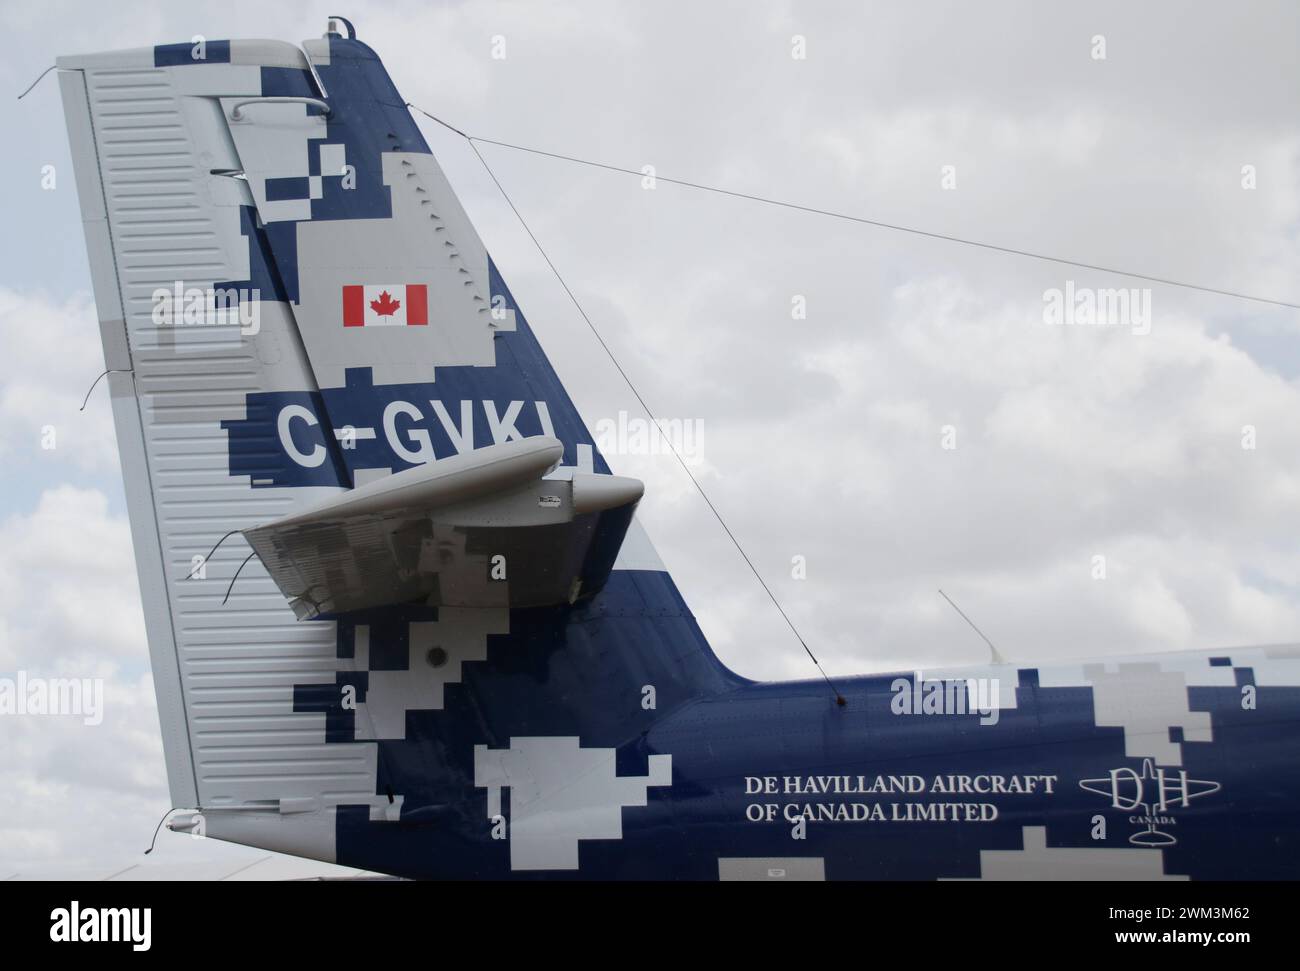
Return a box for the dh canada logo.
[1079,759,1220,847]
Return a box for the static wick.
[185,530,241,580]
[222,552,259,605]
[143,807,181,854]
[80,368,132,410]
[17,64,55,100]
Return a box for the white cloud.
[0,486,146,669]
[630,271,1300,679]
[0,485,163,869]
[0,288,118,475]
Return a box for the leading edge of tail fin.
[58,31,738,871]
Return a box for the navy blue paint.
[220,388,347,489]
[208,35,1300,880]
[213,207,293,310]
[301,570,1300,880]
[219,36,612,493]
[249,41,420,304]
[223,359,610,488]
[265,176,312,201]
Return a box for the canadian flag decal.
[342,284,428,327]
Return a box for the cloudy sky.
[1,0,1297,875]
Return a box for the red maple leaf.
[370,290,401,316]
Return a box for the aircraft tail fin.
[59,28,735,871]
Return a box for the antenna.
[938,589,1006,664]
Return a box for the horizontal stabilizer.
[242,438,644,618]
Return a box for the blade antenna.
[939,589,1006,664]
